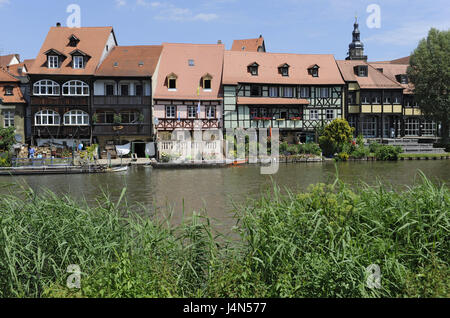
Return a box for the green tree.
[408,28,450,142]
[319,119,354,156]
[0,127,16,152]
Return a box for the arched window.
[62,80,89,96]
[35,110,60,126]
[33,80,60,96]
[63,110,89,126]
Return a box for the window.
[348,92,356,104]
[310,109,319,120]
[372,96,381,104]
[384,96,391,104]
[48,55,59,68]
[269,87,278,97]
[319,87,329,98]
[35,110,60,126]
[207,106,216,118]
[166,106,176,118]
[63,110,89,126]
[96,111,114,124]
[300,87,310,98]
[279,64,289,77]
[405,118,420,136]
[120,111,138,124]
[308,65,320,77]
[135,84,143,96]
[3,111,14,127]
[393,94,401,104]
[326,109,335,120]
[422,121,436,136]
[362,117,377,138]
[33,80,60,96]
[248,63,259,76]
[188,59,195,67]
[188,106,196,118]
[361,94,370,104]
[357,65,368,77]
[62,80,89,96]
[105,84,114,96]
[260,108,268,117]
[204,79,212,90]
[5,86,13,96]
[73,56,84,69]
[168,79,177,90]
[250,85,261,97]
[120,84,129,96]
[283,87,294,98]
[250,108,258,119]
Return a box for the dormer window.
[355,65,368,77]
[5,86,13,96]
[248,62,259,76]
[48,55,59,69]
[278,64,289,77]
[68,35,80,47]
[167,73,178,90]
[202,73,213,91]
[396,74,409,84]
[308,65,320,77]
[73,56,84,69]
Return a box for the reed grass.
[0,172,448,298]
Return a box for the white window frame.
[166,106,176,118]
[206,106,216,119]
[35,110,61,126]
[405,119,420,136]
[310,109,319,121]
[63,110,89,126]
[188,106,196,119]
[33,80,60,96]
[62,80,89,96]
[283,87,294,98]
[48,55,59,68]
[73,56,84,69]
[4,111,14,127]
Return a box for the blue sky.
[0,0,449,61]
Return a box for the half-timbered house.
[222,51,345,143]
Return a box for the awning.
[237,97,309,105]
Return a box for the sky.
[0,0,449,62]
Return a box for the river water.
[1,160,449,230]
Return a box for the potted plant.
[92,113,98,124]
[113,114,122,125]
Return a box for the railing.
[12,157,74,167]
[93,96,151,105]
[31,96,89,106]
[93,124,151,135]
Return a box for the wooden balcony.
[32,125,91,138]
[156,119,221,131]
[31,96,89,106]
[93,124,151,136]
[93,96,151,106]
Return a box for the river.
[1,160,449,231]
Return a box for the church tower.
[346,17,367,61]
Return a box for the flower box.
[290,117,302,121]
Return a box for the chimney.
[217,40,222,44]
[56,22,61,27]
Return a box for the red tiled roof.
[224,51,344,85]
[231,36,265,52]
[153,43,224,100]
[0,67,19,82]
[368,62,414,94]
[0,54,20,66]
[0,69,25,103]
[96,46,162,77]
[237,97,309,105]
[29,26,116,76]
[336,60,403,89]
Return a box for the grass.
[0,172,448,298]
[399,153,450,158]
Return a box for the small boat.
[110,166,128,173]
[230,159,248,166]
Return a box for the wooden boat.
[230,159,248,166]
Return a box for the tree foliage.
[408,28,450,142]
[319,119,354,157]
[0,127,16,152]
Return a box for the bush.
[375,145,403,161]
[336,152,350,161]
[369,142,382,154]
[351,146,370,159]
[300,143,322,156]
[319,119,354,157]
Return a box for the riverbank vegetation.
[0,173,448,298]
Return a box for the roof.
[153,43,224,100]
[29,26,116,76]
[223,51,344,85]
[0,69,25,104]
[231,36,265,52]
[336,60,403,89]
[96,45,162,77]
[237,97,309,105]
[0,54,20,66]
[368,62,414,94]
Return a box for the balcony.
[93,124,151,136]
[31,96,89,106]
[156,119,221,131]
[93,96,151,106]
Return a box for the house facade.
[222,51,345,143]
[0,68,26,142]
[93,45,162,157]
[27,25,117,148]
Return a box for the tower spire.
[346,16,367,61]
